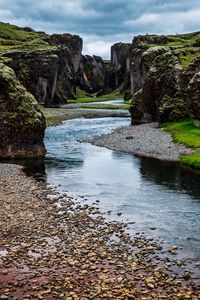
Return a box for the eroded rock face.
[0,63,46,158]
[128,36,200,124]
[47,34,83,73]
[129,47,188,123]
[186,71,200,126]
[4,47,76,107]
[99,43,131,96]
[78,55,108,93]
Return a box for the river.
[24,116,200,265]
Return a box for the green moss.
[180,53,200,68]
[162,119,200,148]
[166,39,193,47]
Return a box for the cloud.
[124,9,200,34]
[0,0,200,58]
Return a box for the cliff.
[107,32,200,125]
[98,43,131,96]
[78,55,109,93]
[129,33,200,124]
[0,22,83,107]
[0,22,109,158]
[0,61,46,158]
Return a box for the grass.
[80,104,129,110]
[124,99,132,105]
[38,105,66,126]
[180,53,200,68]
[44,116,66,126]
[162,119,200,148]
[162,119,200,169]
[0,22,48,51]
[68,91,124,104]
[180,153,200,169]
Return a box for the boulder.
[0,63,46,158]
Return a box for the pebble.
[90,123,195,161]
[0,163,199,299]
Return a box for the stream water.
[24,116,200,263]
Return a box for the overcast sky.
[0,0,200,58]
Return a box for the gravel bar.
[0,163,199,299]
[90,122,195,161]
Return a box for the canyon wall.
[107,32,200,125]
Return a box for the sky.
[0,0,200,58]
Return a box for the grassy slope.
[68,90,124,103]
[0,22,48,51]
[148,31,200,69]
[162,119,200,168]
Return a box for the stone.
[0,63,46,158]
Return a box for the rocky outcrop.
[78,55,108,93]
[127,33,200,124]
[186,70,200,127]
[0,23,83,107]
[0,63,46,158]
[3,47,76,107]
[98,43,131,96]
[129,46,187,123]
[2,33,84,107]
[47,33,83,73]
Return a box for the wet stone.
[0,163,199,299]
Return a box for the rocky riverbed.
[0,163,199,299]
[90,123,196,161]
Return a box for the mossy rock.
[0,62,46,158]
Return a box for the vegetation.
[180,153,200,169]
[162,119,200,169]
[162,119,200,148]
[180,52,200,68]
[0,22,48,51]
[80,104,129,110]
[124,99,132,105]
[68,90,124,104]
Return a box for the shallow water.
[89,98,125,105]
[24,117,200,262]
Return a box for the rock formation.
[99,43,131,96]
[0,22,110,158]
[114,32,200,125]
[186,68,200,126]
[0,62,46,158]
[78,55,108,93]
[1,21,200,160]
[3,47,76,107]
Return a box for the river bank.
[40,105,130,126]
[0,163,199,299]
[90,122,196,161]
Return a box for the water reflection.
[140,157,200,200]
[18,117,200,261]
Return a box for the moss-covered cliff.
[106,31,200,125]
[0,22,110,158]
[0,22,83,107]
[0,62,46,158]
